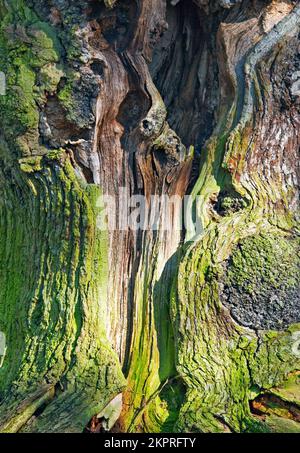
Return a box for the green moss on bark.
[0,0,125,433]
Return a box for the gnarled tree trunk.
[0,0,299,433]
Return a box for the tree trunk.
[0,0,300,433]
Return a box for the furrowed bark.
[0,0,299,433]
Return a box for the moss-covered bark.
[0,0,299,433]
[0,0,125,432]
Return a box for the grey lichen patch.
[291,71,300,97]
[139,103,166,139]
[57,70,99,129]
[219,234,300,330]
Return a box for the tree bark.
[0,0,300,433]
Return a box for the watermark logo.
[95,189,203,239]
[0,331,6,368]
[291,331,300,358]
[269,294,284,309]
[0,71,6,96]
